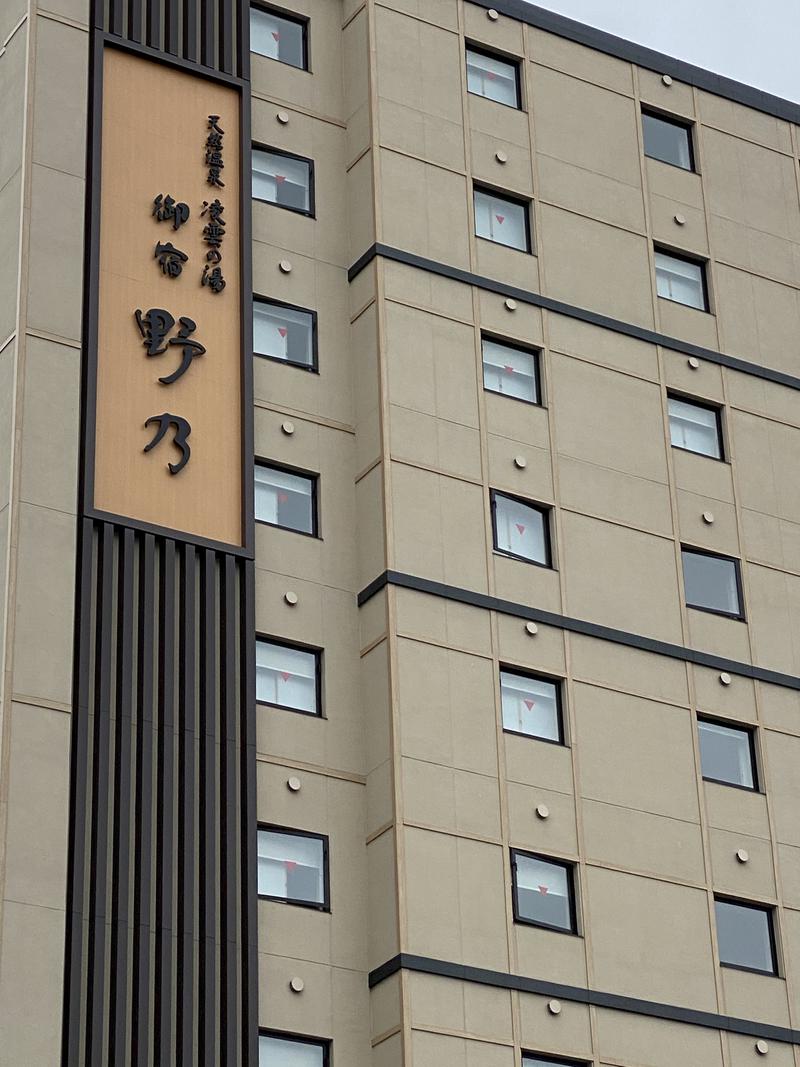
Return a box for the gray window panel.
[524,1058,584,1067]
[682,549,741,616]
[252,149,311,212]
[493,493,549,565]
[514,854,573,930]
[256,639,318,714]
[698,719,755,789]
[715,899,776,973]
[253,301,314,367]
[482,338,539,403]
[259,1034,326,1066]
[257,829,325,904]
[255,464,315,533]
[500,670,560,742]
[474,189,528,251]
[466,48,519,107]
[642,111,693,169]
[250,7,306,69]
[668,397,721,458]
[655,251,706,310]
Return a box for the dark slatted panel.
[178,543,197,1067]
[199,548,219,1066]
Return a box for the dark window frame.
[257,823,331,911]
[714,895,779,977]
[511,848,579,935]
[681,544,745,621]
[641,106,696,171]
[465,41,524,110]
[490,489,553,568]
[253,293,319,373]
[255,633,324,717]
[667,390,725,461]
[254,458,320,539]
[697,714,759,792]
[481,332,543,407]
[473,182,533,254]
[654,244,710,312]
[252,141,316,218]
[522,1054,589,1067]
[249,2,310,71]
[499,664,565,746]
[258,1029,331,1065]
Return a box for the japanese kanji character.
[202,265,226,294]
[154,241,188,278]
[152,193,190,230]
[143,413,191,474]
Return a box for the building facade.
[0,0,800,1064]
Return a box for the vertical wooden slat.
[128,0,144,42]
[183,0,198,63]
[200,0,214,68]
[165,0,180,54]
[218,0,233,73]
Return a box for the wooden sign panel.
[93,47,243,548]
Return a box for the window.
[257,827,328,908]
[681,548,743,618]
[474,187,530,252]
[250,5,307,70]
[501,669,562,744]
[698,718,757,790]
[466,46,521,108]
[715,898,778,975]
[256,638,320,715]
[252,146,313,214]
[655,249,708,310]
[668,395,723,459]
[523,1057,585,1067]
[255,463,317,535]
[512,850,576,932]
[254,298,316,369]
[642,109,694,170]
[491,491,551,567]
[259,1031,329,1067]
[482,335,540,404]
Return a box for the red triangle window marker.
[503,365,515,373]
[524,699,535,710]
[278,327,288,337]
[278,492,289,504]
[486,71,496,80]
[272,31,280,41]
[495,214,505,224]
[285,860,297,871]
[515,523,525,535]
[538,885,549,894]
[275,175,286,183]
[280,671,292,682]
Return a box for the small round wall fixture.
[276,110,290,125]
[514,455,527,469]
[662,74,673,86]
[535,804,550,820]
[284,591,299,606]
[504,298,517,311]
[547,999,561,1015]
[289,976,305,993]
[287,776,302,793]
[674,213,686,226]
[525,621,538,636]
[755,1039,769,1055]
[736,848,749,864]
[495,150,508,164]
[719,672,732,686]
[688,357,700,370]
[487,8,499,20]
[279,260,292,274]
[281,421,295,436]
[702,511,714,525]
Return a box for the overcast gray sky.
[526,0,800,104]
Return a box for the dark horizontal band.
[467,0,800,126]
[348,244,800,394]
[358,570,800,693]
[369,954,800,1045]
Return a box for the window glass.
[668,396,721,459]
[254,300,314,368]
[642,111,693,170]
[255,464,315,534]
[482,337,539,403]
[258,829,326,905]
[524,1058,584,1067]
[682,549,741,617]
[715,899,776,974]
[256,639,319,714]
[492,492,549,566]
[474,188,529,251]
[250,6,306,69]
[466,47,520,107]
[253,148,312,212]
[513,852,574,931]
[259,1033,326,1067]
[698,719,755,789]
[655,250,707,310]
[500,670,561,743]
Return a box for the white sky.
[525,0,800,105]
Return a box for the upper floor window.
[491,491,551,567]
[668,395,723,459]
[466,45,521,108]
[474,186,531,252]
[681,547,743,619]
[501,668,563,744]
[256,637,321,715]
[252,146,314,215]
[715,897,778,975]
[253,297,316,369]
[259,1032,329,1066]
[524,1057,585,1067]
[482,335,540,404]
[655,249,708,311]
[255,462,317,535]
[258,826,329,908]
[698,718,757,790]
[642,109,694,170]
[250,5,308,70]
[512,850,577,933]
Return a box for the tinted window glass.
[474,188,529,251]
[250,7,306,69]
[642,111,693,169]
[255,464,316,534]
[258,829,326,906]
[655,251,707,310]
[256,639,319,714]
[492,492,550,566]
[254,299,315,368]
[513,852,575,932]
[482,337,539,403]
[698,719,755,789]
[500,670,561,743]
[715,899,776,974]
[524,1058,584,1067]
[252,148,312,213]
[466,47,520,107]
[668,397,722,459]
[682,549,741,616]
